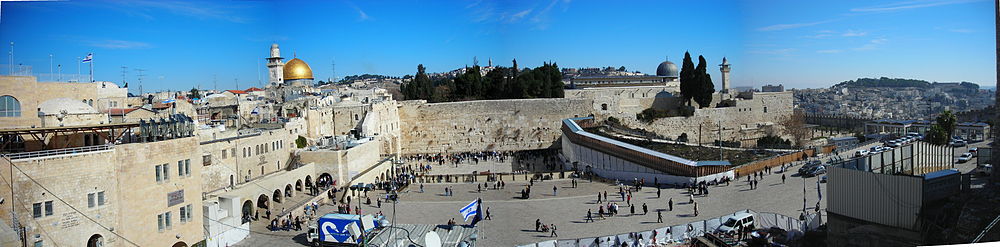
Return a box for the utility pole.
[719,120,724,161]
[49,54,53,81]
[77,56,81,81]
[331,59,337,83]
[8,42,13,75]
[57,65,62,81]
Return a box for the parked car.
[808,166,827,177]
[855,150,870,157]
[716,212,756,235]
[952,140,967,147]
[975,164,992,176]
[970,147,978,156]
[958,153,973,163]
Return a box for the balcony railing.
[2,144,115,160]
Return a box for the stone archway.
[242,200,254,223]
[87,234,104,247]
[296,179,303,191]
[273,189,282,203]
[257,194,270,211]
[285,184,293,198]
[171,241,187,247]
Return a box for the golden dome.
[283,58,313,80]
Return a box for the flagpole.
[90,53,94,82]
[77,56,81,82]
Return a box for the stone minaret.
[719,57,731,93]
[266,43,285,84]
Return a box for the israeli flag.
[460,199,479,221]
[82,53,93,63]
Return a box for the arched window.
[0,96,21,117]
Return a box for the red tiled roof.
[152,103,172,109]
[226,90,247,94]
[245,87,264,92]
[105,108,140,116]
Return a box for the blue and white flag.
[82,53,93,63]
[460,199,479,221]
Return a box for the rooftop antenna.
[213,74,218,92]
[120,65,128,85]
[135,68,146,94]
[331,59,336,83]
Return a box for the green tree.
[679,52,696,106]
[936,110,957,139]
[693,55,716,108]
[295,136,307,148]
[189,88,201,99]
[926,124,949,145]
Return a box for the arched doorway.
[273,189,282,203]
[257,194,269,212]
[295,179,303,191]
[318,173,333,189]
[285,184,293,198]
[171,241,187,247]
[87,234,104,247]
[242,200,254,223]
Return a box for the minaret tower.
[266,43,285,84]
[719,57,731,93]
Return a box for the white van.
[716,212,755,235]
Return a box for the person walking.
[630,203,635,215]
[550,224,557,237]
[693,202,699,216]
[782,174,786,184]
[689,194,694,204]
[642,203,648,215]
[668,198,673,211]
[597,193,603,203]
[657,210,663,223]
[536,219,542,232]
[553,185,558,196]
[586,209,594,223]
[656,187,661,198]
[486,207,492,220]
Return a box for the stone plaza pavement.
[236,169,826,247]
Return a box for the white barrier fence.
[518,209,821,247]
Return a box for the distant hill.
[833,77,980,90]
[834,77,931,88]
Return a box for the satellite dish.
[424,231,442,247]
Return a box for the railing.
[2,144,114,160]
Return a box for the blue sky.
[0,0,994,93]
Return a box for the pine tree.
[679,52,695,106]
[694,55,716,108]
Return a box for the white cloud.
[851,0,985,12]
[111,0,249,23]
[749,48,796,55]
[842,30,868,37]
[854,38,888,50]
[757,20,834,31]
[87,39,152,49]
[508,9,533,22]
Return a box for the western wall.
[397,98,595,154]
[396,88,795,154]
